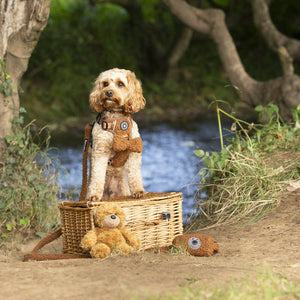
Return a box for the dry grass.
[188,104,300,230]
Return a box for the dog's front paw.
[132,190,146,199]
[88,195,101,202]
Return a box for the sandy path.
[1,189,299,299]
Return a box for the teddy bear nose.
[105,90,114,98]
[111,215,116,219]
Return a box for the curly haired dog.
[86,68,146,201]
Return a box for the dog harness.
[97,115,133,139]
[96,114,143,168]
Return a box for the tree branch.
[278,46,294,76]
[163,0,211,34]
[163,0,260,105]
[168,27,193,69]
[251,0,300,61]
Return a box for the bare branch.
[168,27,193,69]
[278,46,294,76]
[251,0,300,60]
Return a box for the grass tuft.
[189,103,300,229]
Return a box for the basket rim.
[59,192,182,208]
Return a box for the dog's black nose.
[111,215,116,219]
[105,90,114,98]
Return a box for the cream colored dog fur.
[86,68,146,201]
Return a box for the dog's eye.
[117,81,124,87]
[103,82,109,87]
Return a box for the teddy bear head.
[94,203,126,229]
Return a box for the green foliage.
[192,103,300,227]
[0,108,61,244]
[22,0,137,122]
[0,59,13,97]
[21,0,239,123]
[20,0,299,124]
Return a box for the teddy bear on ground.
[172,234,220,257]
[80,203,141,258]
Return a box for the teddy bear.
[108,117,143,168]
[172,234,220,257]
[80,203,141,258]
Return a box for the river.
[51,120,228,222]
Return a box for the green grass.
[127,267,300,300]
[165,268,300,300]
[190,103,300,229]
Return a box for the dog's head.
[89,68,146,114]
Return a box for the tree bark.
[163,0,300,120]
[0,0,51,157]
[251,0,300,61]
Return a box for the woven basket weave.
[59,192,183,254]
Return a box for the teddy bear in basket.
[80,203,141,258]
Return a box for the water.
[51,121,227,221]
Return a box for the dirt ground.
[0,188,299,300]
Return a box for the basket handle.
[23,228,90,261]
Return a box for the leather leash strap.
[79,124,93,201]
[23,124,93,261]
[23,229,90,261]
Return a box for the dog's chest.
[91,123,114,151]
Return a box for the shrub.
[0,109,61,246]
[191,103,300,228]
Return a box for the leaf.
[6,222,13,231]
[5,135,14,143]
[255,105,264,112]
[194,149,205,157]
[19,107,27,114]
[19,217,29,226]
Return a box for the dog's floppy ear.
[124,71,146,114]
[89,77,105,113]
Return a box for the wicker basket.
[59,192,183,254]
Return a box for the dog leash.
[23,229,90,261]
[79,123,93,201]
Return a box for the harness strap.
[97,116,132,138]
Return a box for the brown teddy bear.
[100,116,143,168]
[80,203,141,258]
[172,234,220,257]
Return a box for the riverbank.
[1,187,299,299]
[30,100,254,141]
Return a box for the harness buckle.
[101,120,108,130]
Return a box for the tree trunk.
[0,0,51,157]
[163,0,300,121]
